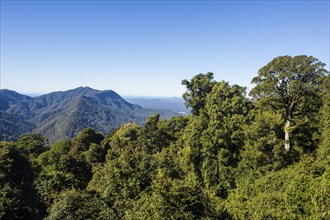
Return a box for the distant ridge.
[0,87,177,143]
[125,96,189,115]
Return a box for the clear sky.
[1,0,329,97]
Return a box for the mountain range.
[0,87,180,143]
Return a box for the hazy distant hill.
[0,87,177,143]
[125,97,190,115]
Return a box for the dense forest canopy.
[0,55,329,219]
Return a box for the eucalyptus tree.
[250,55,328,151]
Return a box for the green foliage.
[88,123,156,218]
[16,133,49,159]
[34,128,105,209]
[45,190,115,220]
[250,55,326,109]
[238,109,301,178]
[102,123,141,159]
[125,170,217,219]
[70,128,104,157]
[318,75,330,163]
[0,142,42,219]
[200,82,250,198]
[250,55,328,151]
[34,140,83,206]
[309,165,330,219]
[1,59,329,219]
[227,156,329,220]
[124,146,220,219]
[182,72,214,115]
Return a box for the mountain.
[0,87,177,143]
[0,89,33,111]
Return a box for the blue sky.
[1,1,329,97]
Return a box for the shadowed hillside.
[0,87,178,143]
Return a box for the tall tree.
[250,55,328,151]
[182,72,214,115]
[201,82,250,198]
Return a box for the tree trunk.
[285,106,292,151]
[285,119,291,151]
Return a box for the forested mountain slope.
[0,87,177,143]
